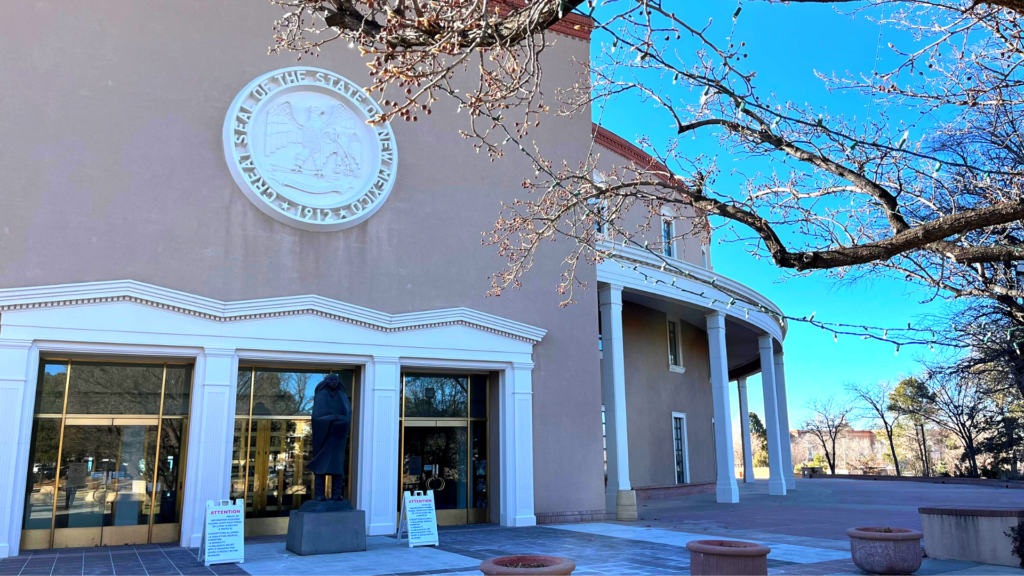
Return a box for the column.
[706,312,739,503]
[737,378,755,484]
[774,352,796,490]
[0,339,36,558]
[499,363,536,527]
[758,335,787,496]
[598,284,636,521]
[181,348,238,547]
[356,356,401,536]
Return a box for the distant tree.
[889,377,933,476]
[848,381,902,476]
[916,374,994,477]
[749,412,769,467]
[802,397,854,474]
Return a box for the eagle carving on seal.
[264,101,363,193]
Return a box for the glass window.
[662,218,674,258]
[162,365,193,416]
[673,415,688,484]
[701,246,709,269]
[470,375,487,419]
[152,418,187,525]
[251,368,353,417]
[23,419,61,529]
[236,369,252,416]
[403,374,468,418]
[65,362,164,415]
[35,363,69,415]
[668,321,680,367]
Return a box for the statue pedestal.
[286,500,366,556]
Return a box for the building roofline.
[592,124,670,178]
[498,1,593,41]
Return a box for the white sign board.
[397,490,439,547]
[199,499,244,566]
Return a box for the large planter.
[479,555,575,575]
[846,527,923,575]
[685,539,771,575]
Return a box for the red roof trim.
[497,0,593,41]
[592,124,670,176]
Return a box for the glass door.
[399,373,489,526]
[22,361,192,550]
[232,366,357,537]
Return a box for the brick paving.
[0,544,246,576]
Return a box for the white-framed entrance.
[0,280,543,557]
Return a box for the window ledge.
[669,365,686,374]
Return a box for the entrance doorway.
[22,361,193,550]
[399,373,489,526]
[231,366,357,536]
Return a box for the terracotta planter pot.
[846,527,924,575]
[479,555,575,575]
[685,539,771,575]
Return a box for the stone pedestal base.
[616,490,637,521]
[286,504,366,556]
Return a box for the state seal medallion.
[224,67,397,231]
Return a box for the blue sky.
[590,2,944,427]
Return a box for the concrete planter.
[479,555,576,575]
[685,539,771,575]
[846,527,923,575]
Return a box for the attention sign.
[397,490,439,547]
[199,499,244,566]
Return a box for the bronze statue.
[308,373,352,505]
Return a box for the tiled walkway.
[8,480,1024,575]
[0,544,247,576]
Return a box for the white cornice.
[596,243,787,341]
[0,280,547,344]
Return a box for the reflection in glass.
[54,425,157,529]
[246,420,315,518]
[402,427,467,510]
[470,376,487,419]
[153,419,186,525]
[23,419,60,529]
[230,419,248,502]
[66,363,164,415]
[35,363,69,415]
[403,375,468,418]
[471,421,487,509]
[236,370,252,416]
[162,366,193,416]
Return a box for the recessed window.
[592,171,607,235]
[667,320,685,373]
[701,246,709,269]
[662,218,674,258]
[672,413,690,484]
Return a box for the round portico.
[596,243,793,517]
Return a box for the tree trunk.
[885,425,901,476]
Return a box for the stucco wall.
[0,0,605,517]
[616,301,717,488]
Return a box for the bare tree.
[847,381,903,476]
[913,372,995,476]
[802,396,855,474]
[264,0,1024,344]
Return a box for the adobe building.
[0,0,794,555]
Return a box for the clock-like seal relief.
[224,67,397,231]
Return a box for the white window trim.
[666,319,686,374]
[672,412,691,484]
[661,214,675,258]
[700,245,709,269]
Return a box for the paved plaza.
[4,479,1024,575]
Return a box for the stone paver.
[0,544,246,576]
[9,480,1024,575]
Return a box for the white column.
[599,284,636,520]
[758,335,787,496]
[499,362,536,527]
[706,312,739,503]
[0,339,36,558]
[356,356,401,536]
[737,378,755,484]
[181,348,238,547]
[774,352,796,490]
